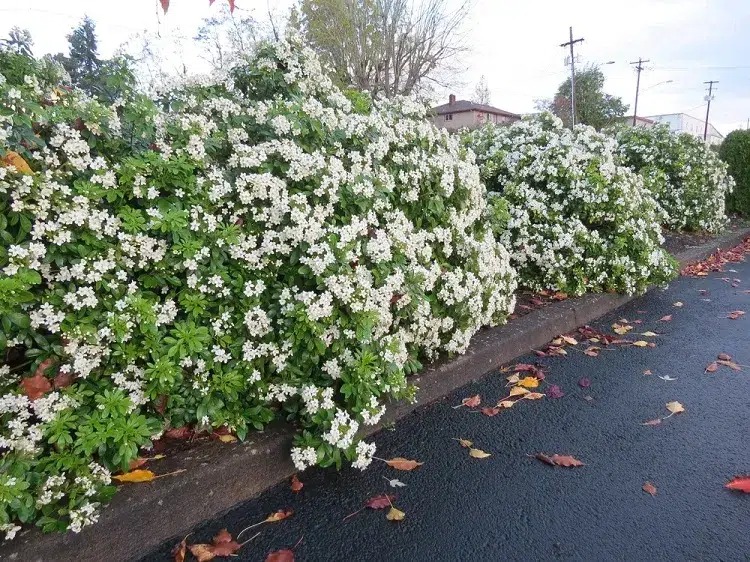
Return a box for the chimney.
[449,94,456,105]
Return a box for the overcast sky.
[1,0,748,134]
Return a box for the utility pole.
[630,57,650,126]
[560,27,584,126]
[703,80,718,141]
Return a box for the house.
[645,113,724,145]
[622,116,656,128]
[432,94,521,131]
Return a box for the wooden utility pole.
[630,57,650,126]
[703,80,718,141]
[560,27,584,126]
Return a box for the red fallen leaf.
[659,315,673,322]
[53,371,74,389]
[160,0,170,14]
[365,494,394,509]
[188,529,242,561]
[455,394,481,408]
[290,474,303,493]
[578,377,591,388]
[547,385,565,399]
[266,549,295,562]
[514,363,538,373]
[642,481,657,496]
[129,457,148,471]
[530,298,545,306]
[705,362,719,373]
[725,476,750,493]
[481,407,500,417]
[165,426,194,439]
[533,349,548,357]
[726,310,745,320]
[718,353,732,361]
[20,372,52,401]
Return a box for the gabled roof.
[432,99,520,119]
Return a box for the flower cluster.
[467,113,677,295]
[0,37,516,534]
[613,124,734,232]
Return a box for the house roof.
[623,115,656,124]
[432,99,520,118]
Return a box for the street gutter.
[3,226,749,562]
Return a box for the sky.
[1,0,748,134]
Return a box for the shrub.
[719,129,750,215]
[467,113,677,296]
[0,39,517,537]
[614,124,734,232]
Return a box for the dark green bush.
[719,129,750,215]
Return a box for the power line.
[630,57,650,126]
[560,26,584,126]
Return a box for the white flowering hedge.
[467,113,677,296]
[0,40,517,537]
[614,124,734,232]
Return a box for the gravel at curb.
[4,227,749,562]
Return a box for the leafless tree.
[299,0,471,98]
[472,74,490,105]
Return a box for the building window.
[445,114,453,121]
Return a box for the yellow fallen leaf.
[666,401,685,415]
[588,337,600,343]
[506,373,520,384]
[518,376,540,388]
[551,337,563,346]
[497,400,515,409]
[386,507,405,521]
[113,469,155,483]
[640,331,659,337]
[469,448,491,459]
[509,386,529,397]
[454,438,473,448]
[613,324,633,335]
[218,434,237,443]
[524,392,545,400]
[1,151,33,174]
[561,335,578,345]
[632,341,649,347]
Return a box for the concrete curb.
[4,227,749,562]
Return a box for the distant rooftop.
[432,95,520,119]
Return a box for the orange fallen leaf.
[454,394,481,408]
[534,453,584,467]
[188,528,242,561]
[705,362,719,373]
[266,549,295,562]
[518,376,540,388]
[265,509,294,523]
[642,482,657,496]
[726,310,745,320]
[172,535,188,562]
[113,469,155,483]
[1,150,33,174]
[384,457,423,471]
[725,476,750,493]
[20,372,53,401]
[290,474,303,493]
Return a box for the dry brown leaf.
[717,359,742,371]
[642,482,657,496]
[509,386,530,397]
[468,448,491,459]
[265,509,294,523]
[726,310,745,320]
[385,457,423,471]
[172,536,187,562]
[481,407,500,417]
[705,362,719,373]
[506,373,520,384]
[497,400,516,409]
[561,335,578,345]
[1,150,33,174]
[613,324,633,335]
[455,438,473,448]
[290,474,303,493]
[524,392,545,400]
[188,544,217,562]
[458,394,481,408]
[534,453,584,467]
[266,549,295,562]
[632,341,649,347]
[717,352,732,361]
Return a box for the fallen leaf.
[705,362,719,373]
[666,401,685,415]
[613,323,633,335]
[583,395,594,402]
[481,407,500,417]
[673,301,683,308]
[1,150,33,174]
[658,375,678,381]
[518,376,540,388]
[365,494,395,509]
[642,418,662,426]
[509,386,530,397]
[547,385,564,399]
[534,453,584,467]
[561,335,578,345]
[113,469,155,483]
[578,377,591,388]
[717,352,732,361]
[642,482,657,496]
[129,457,148,470]
[53,371,74,389]
[717,359,742,371]
[725,476,750,493]
[659,315,673,322]
[505,373,520,384]
[188,544,217,562]
[385,457,423,471]
[546,346,567,356]
[454,438,473,448]
[632,341,649,347]
[20,372,52,401]
[266,549,295,562]
[726,310,745,320]
[497,400,515,408]
[384,477,406,488]
[455,394,481,408]
[265,509,294,523]
[217,434,237,443]
[643,369,653,375]
[524,392,545,400]
[290,474,303,493]
[172,536,187,562]
[188,529,242,561]
[583,347,600,357]
[640,331,659,337]
[386,507,405,521]
[468,448,491,459]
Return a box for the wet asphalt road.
[143,258,750,562]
